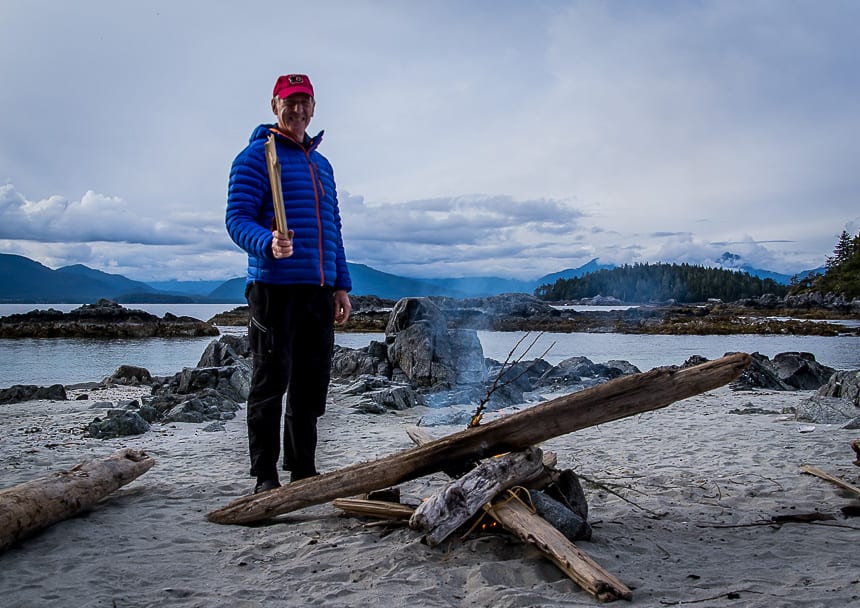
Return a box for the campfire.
[207,354,754,602]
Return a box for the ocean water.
[1,304,858,387]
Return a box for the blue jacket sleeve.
[225,144,274,260]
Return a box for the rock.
[817,370,860,406]
[842,416,860,430]
[137,404,159,422]
[795,396,859,425]
[0,384,67,404]
[104,365,152,386]
[772,352,834,390]
[730,352,792,391]
[156,364,250,404]
[196,334,250,367]
[386,298,486,389]
[369,386,426,410]
[164,399,208,423]
[86,410,150,438]
[331,346,379,378]
[547,469,589,521]
[0,299,218,338]
[529,489,592,541]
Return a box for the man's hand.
[272,229,294,259]
[334,289,351,325]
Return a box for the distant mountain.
[1,252,819,304]
[713,252,823,285]
[347,263,459,298]
[55,264,159,296]
[206,277,247,303]
[0,254,161,303]
[146,279,227,297]
[534,259,616,286]
[207,263,472,302]
[0,254,216,303]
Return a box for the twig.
[659,588,764,605]
[577,472,668,518]
[468,332,554,428]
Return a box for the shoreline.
[1,383,858,606]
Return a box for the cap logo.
[289,75,304,85]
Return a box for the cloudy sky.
[1,1,858,282]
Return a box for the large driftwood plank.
[208,353,750,524]
[0,448,155,551]
[409,447,544,546]
[486,496,632,603]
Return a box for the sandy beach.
[1,380,858,607]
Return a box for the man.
[226,73,352,494]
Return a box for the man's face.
[272,93,315,142]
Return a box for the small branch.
[469,332,554,428]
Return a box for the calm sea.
[1,303,858,387]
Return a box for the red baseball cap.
[273,74,315,99]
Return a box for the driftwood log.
[801,464,860,498]
[208,353,750,524]
[409,447,545,546]
[485,495,633,602]
[0,448,155,551]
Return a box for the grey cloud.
[0,184,222,247]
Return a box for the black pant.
[245,282,334,483]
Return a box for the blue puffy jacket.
[225,125,352,292]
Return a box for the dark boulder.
[196,334,250,367]
[730,353,792,391]
[817,370,860,406]
[0,384,67,404]
[386,298,486,389]
[86,409,150,438]
[529,489,592,541]
[104,365,152,386]
[772,352,835,390]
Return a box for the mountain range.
[0,253,819,304]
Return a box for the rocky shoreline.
[213,293,860,336]
[0,299,218,338]
[2,297,858,441]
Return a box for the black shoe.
[253,479,281,494]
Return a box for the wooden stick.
[409,447,545,546]
[485,495,632,603]
[208,353,750,524]
[0,449,155,552]
[801,464,860,497]
[265,133,288,235]
[332,498,415,520]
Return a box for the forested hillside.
[535,262,788,303]
[791,229,860,297]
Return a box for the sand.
[1,381,858,607]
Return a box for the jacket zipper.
[305,151,325,286]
